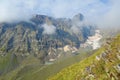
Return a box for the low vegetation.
[0,49,93,80]
[48,35,120,80]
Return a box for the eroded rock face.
[0,14,96,64]
[63,45,78,52]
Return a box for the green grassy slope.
[0,53,19,75]
[0,50,93,80]
[48,35,120,80]
[0,55,41,80]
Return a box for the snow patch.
[81,30,102,50]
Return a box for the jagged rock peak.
[72,13,84,21]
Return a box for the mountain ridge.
[48,35,120,80]
[0,13,97,75]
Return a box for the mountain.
[0,13,97,75]
[48,34,120,80]
[72,13,84,22]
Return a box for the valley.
[0,13,98,80]
[49,34,120,80]
[0,1,120,79]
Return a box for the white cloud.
[0,0,105,22]
[0,0,37,22]
[94,0,120,28]
[0,0,120,28]
[42,24,56,35]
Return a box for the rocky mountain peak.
[72,13,84,21]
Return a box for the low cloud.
[70,13,93,34]
[0,0,110,22]
[86,0,120,28]
[0,0,36,22]
[96,0,120,28]
[0,0,120,29]
[71,21,84,34]
[42,24,56,35]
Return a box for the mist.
[0,0,120,28]
[95,0,120,28]
[42,24,56,35]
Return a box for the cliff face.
[49,35,120,80]
[0,14,97,74]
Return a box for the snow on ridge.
[81,30,102,50]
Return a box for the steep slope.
[0,13,97,75]
[49,35,120,80]
[0,50,94,80]
[0,14,96,57]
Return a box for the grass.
[48,48,104,80]
[2,35,119,80]
[48,35,120,80]
[0,53,19,74]
[0,50,93,80]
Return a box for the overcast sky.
[0,0,120,28]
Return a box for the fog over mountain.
[0,1,120,80]
[42,24,56,35]
[0,0,120,28]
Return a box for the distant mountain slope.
[0,13,97,74]
[0,49,94,80]
[48,35,120,80]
